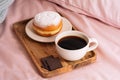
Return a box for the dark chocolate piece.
[41,55,54,70]
[40,55,63,71]
[46,57,62,71]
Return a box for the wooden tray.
[13,19,96,78]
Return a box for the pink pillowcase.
[48,0,120,28]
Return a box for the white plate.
[25,17,72,42]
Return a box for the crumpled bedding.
[0,0,120,80]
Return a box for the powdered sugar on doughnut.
[33,11,61,28]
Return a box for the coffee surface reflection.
[58,36,87,50]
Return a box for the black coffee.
[58,36,87,50]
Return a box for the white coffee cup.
[55,31,98,61]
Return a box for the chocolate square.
[46,57,62,71]
[40,55,63,71]
[41,55,54,70]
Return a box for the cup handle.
[87,38,98,52]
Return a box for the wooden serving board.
[13,19,96,78]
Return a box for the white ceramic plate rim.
[25,17,72,43]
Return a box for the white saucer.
[25,17,72,42]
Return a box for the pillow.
[48,0,120,28]
[0,0,14,23]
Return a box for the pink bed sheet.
[0,0,120,80]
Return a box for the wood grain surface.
[13,19,96,78]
